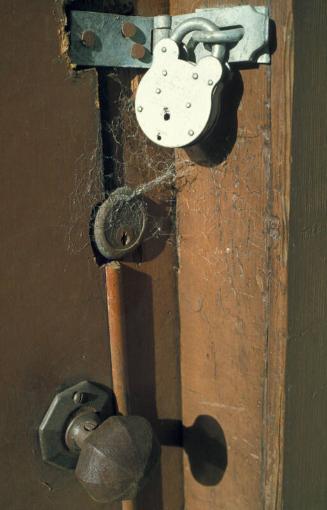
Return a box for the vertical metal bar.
[105,261,130,417]
[105,262,137,510]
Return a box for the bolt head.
[186,102,192,108]
[188,130,195,136]
[155,88,161,94]
[81,30,96,49]
[192,73,199,80]
[137,106,143,113]
[161,47,167,53]
[162,70,168,76]
[73,392,86,404]
[131,43,146,60]
[208,79,214,86]
[121,22,137,39]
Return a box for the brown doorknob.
[39,382,160,504]
[72,414,160,503]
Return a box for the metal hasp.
[69,6,271,68]
[39,381,160,504]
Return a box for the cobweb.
[57,1,230,260]
[66,68,197,258]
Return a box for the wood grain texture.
[175,0,270,507]
[0,1,111,508]
[264,1,293,508]
[174,0,292,509]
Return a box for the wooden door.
[0,1,111,509]
[1,0,326,509]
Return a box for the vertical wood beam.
[264,1,293,507]
[173,0,292,508]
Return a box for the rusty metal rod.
[105,261,130,416]
[105,262,136,510]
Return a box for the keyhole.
[163,108,170,121]
[121,231,130,246]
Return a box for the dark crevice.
[64,0,133,19]
[97,68,123,194]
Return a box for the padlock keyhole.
[163,108,170,121]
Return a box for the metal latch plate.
[70,12,154,69]
[69,6,270,68]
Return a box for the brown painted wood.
[0,1,111,508]
[283,2,327,508]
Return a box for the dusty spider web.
[66,69,197,258]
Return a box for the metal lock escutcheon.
[39,381,160,504]
[93,186,147,260]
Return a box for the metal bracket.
[69,6,270,69]
[39,381,114,470]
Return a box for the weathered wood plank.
[264,1,293,507]
[174,0,276,508]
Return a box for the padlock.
[135,18,229,149]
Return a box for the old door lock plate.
[69,6,271,149]
[39,381,160,503]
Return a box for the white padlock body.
[135,39,223,148]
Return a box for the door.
[1,1,326,509]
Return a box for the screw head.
[137,106,143,113]
[162,70,168,76]
[81,30,96,49]
[155,88,161,94]
[188,130,195,136]
[192,73,199,80]
[121,21,137,39]
[73,392,86,404]
[131,43,146,60]
[84,420,98,432]
[208,79,214,86]
[186,102,192,108]
[161,47,167,53]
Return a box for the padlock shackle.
[170,17,225,61]
[192,27,245,45]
